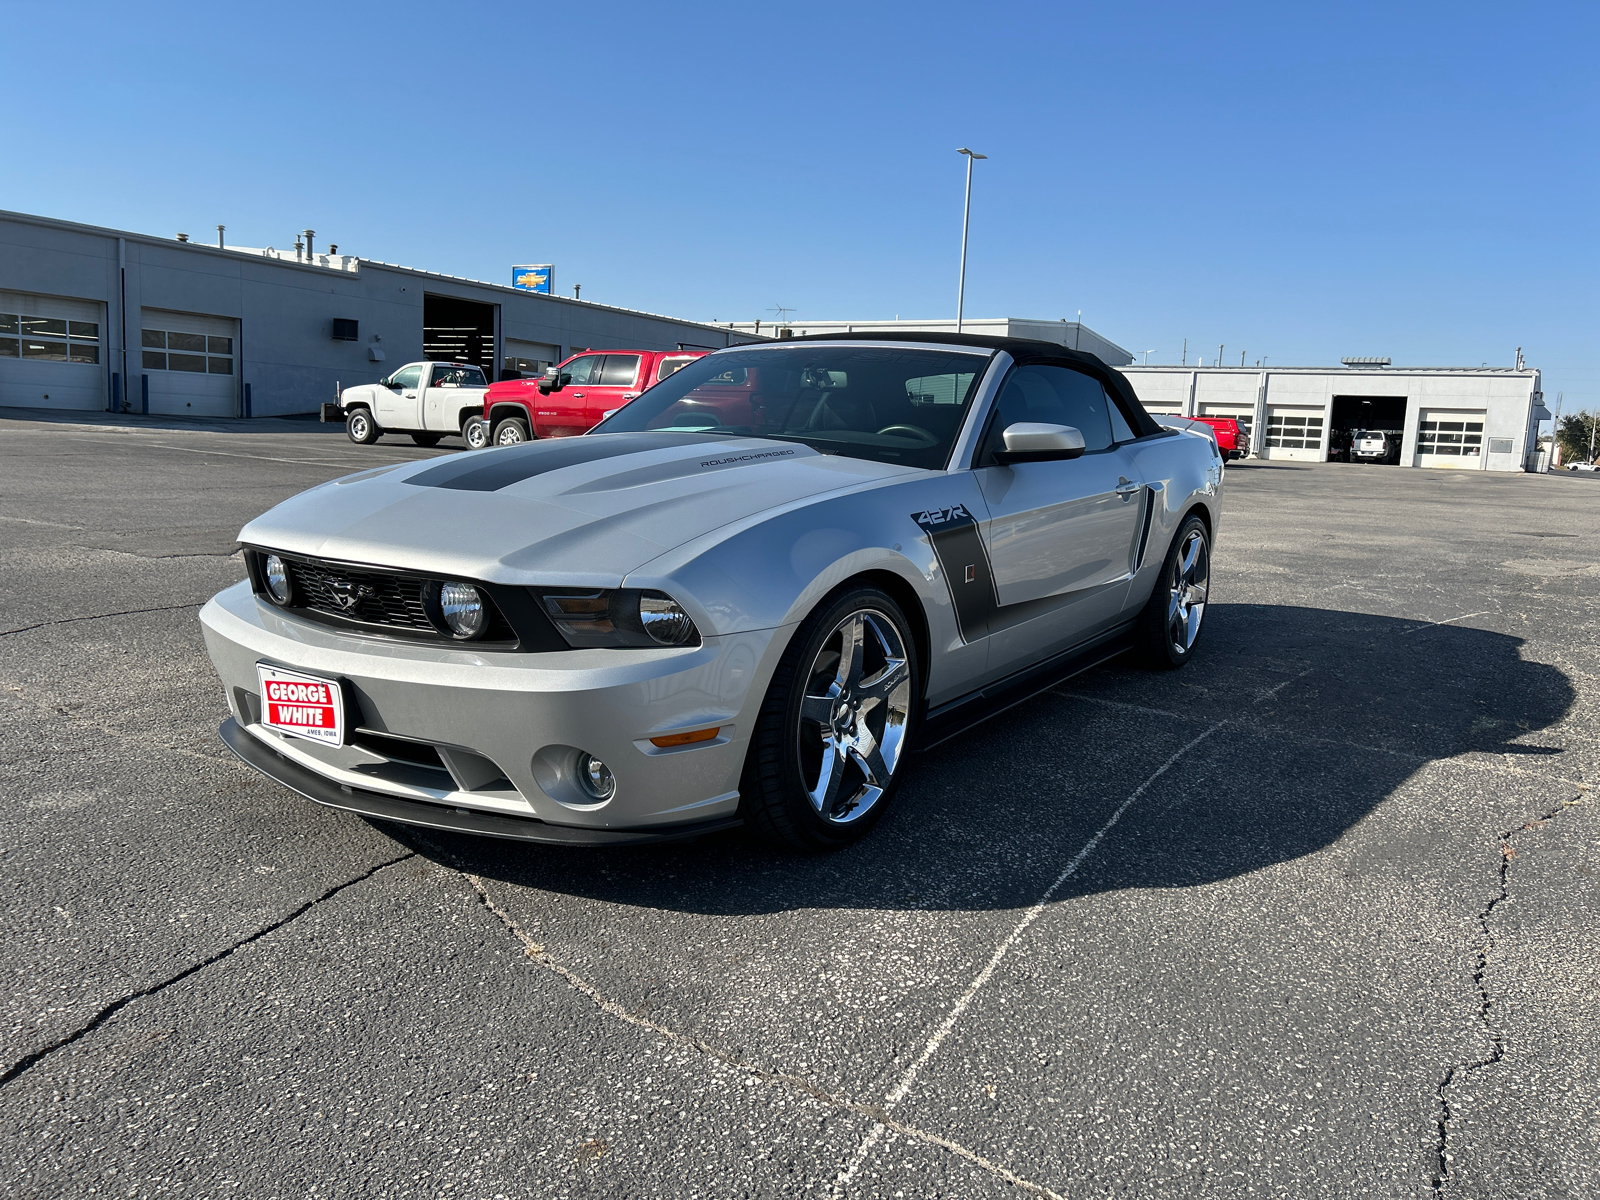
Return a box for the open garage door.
[1330,395,1406,463]
[0,290,106,411]
[140,308,238,417]
[1415,410,1485,469]
[423,295,496,376]
[1263,405,1325,461]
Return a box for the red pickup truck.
[481,349,707,445]
[1191,416,1250,460]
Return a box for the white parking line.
[830,720,1227,1196]
[1399,610,1493,636]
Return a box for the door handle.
[403,391,416,398]
[571,391,585,398]
[621,392,638,400]
[1115,478,1142,498]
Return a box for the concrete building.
[725,317,1134,366]
[0,209,763,419]
[1118,363,1548,472]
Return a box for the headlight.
[435,581,487,639]
[536,589,700,649]
[264,554,293,605]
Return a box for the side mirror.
[384,377,401,390]
[994,423,1087,464]
[538,368,569,394]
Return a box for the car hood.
[239,433,921,586]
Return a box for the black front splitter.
[218,718,743,847]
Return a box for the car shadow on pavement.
[397,603,1572,915]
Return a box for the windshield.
[590,346,990,469]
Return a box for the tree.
[1555,412,1600,465]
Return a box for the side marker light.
[648,727,722,748]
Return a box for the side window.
[981,364,1114,462]
[391,364,423,390]
[656,355,694,382]
[599,355,641,386]
[562,355,601,385]
[1109,399,1137,443]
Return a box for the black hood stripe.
[404,433,724,492]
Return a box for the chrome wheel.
[1166,528,1210,654]
[494,419,528,446]
[796,609,912,825]
[463,418,488,450]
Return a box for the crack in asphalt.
[0,851,416,1088]
[833,721,1228,1197]
[0,602,202,638]
[428,851,1071,1200]
[1430,794,1585,1195]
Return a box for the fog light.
[439,582,487,639]
[577,753,615,800]
[264,554,292,605]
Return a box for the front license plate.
[256,663,345,746]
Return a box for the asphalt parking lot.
[2,409,1597,1199]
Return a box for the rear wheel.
[1136,515,1210,669]
[741,586,918,850]
[493,417,530,446]
[462,417,488,450]
[411,432,442,447]
[346,407,380,444]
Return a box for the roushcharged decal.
[913,505,998,643]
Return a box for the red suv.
[1191,416,1250,461]
[482,349,707,445]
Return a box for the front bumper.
[218,717,741,845]
[200,580,781,839]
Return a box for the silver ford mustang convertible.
[201,333,1223,849]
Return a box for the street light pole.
[956,148,986,333]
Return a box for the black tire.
[462,417,489,450]
[492,418,530,446]
[1136,514,1211,670]
[411,432,442,447]
[740,585,920,850]
[346,407,381,444]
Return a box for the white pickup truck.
[323,361,491,447]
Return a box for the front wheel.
[411,432,442,447]
[1136,514,1210,669]
[741,586,919,850]
[492,418,530,446]
[346,407,380,444]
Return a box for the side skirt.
[916,621,1136,750]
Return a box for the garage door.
[1198,401,1255,441]
[1263,406,1325,461]
[502,338,560,380]
[140,308,238,417]
[0,290,106,411]
[1415,411,1485,468]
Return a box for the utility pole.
[1181,337,1187,367]
[955,148,986,332]
[1218,343,1224,369]
[1240,350,1246,367]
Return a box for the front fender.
[622,473,994,708]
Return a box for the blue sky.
[4,1,1595,408]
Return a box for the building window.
[1417,419,1483,456]
[1265,413,1324,449]
[142,329,234,374]
[0,312,99,363]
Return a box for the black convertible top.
[771,330,1164,438]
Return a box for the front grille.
[289,558,433,629]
